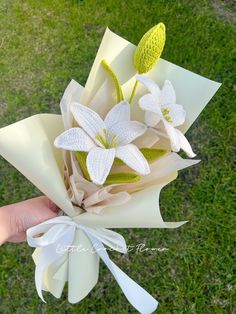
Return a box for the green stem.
[101,59,124,103]
[129,79,138,104]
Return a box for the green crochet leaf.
[75,151,141,185]
[101,59,124,103]
[105,172,141,185]
[75,151,90,181]
[75,148,164,184]
[113,157,125,166]
[113,148,166,166]
[140,147,166,162]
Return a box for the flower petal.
[54,128,96,151]
[71,102,105,139]
[145,111,161,127]
[175,128,196,158]
[136,74,161,99]
[139,93,161,126]
[87,147,116,185]
[108,121,147,145]
[104,101,130,129]
[139,93,161,114]
[160,80,176,105]
[115,144,150,175]
[163,120,181,152]
[162,104,186,127]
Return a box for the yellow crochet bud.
[134,23,166,74]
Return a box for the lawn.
[0,0,235,313]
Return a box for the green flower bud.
[134,23,166,74]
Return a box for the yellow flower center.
[96,129,118,148]
[162,108,172,123]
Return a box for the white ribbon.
[27,216,158,314]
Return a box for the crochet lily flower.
[136,75,196,158]
[54,101,150,185]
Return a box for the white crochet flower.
[54,101,150,185]
[136,75,196,158]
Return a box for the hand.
[0,196,59,245]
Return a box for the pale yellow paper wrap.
[0,28,221,303]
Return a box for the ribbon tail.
[84,227,127,253]
[31,225,75,302]
[86,233,158,314]
[35,245,55,302]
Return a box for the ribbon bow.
[27,216,158,314]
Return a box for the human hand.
[0,196,59,245]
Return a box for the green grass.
[0,0,235,313]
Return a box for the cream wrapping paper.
[0,28,221,306]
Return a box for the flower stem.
[101,59,124,103]
[129,80,138,104]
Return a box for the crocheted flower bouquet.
[0,24,221,313]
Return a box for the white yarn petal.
[104,101,130,129]
[160,80,176,105]
[145,111,161,127]
[115,144,150,175]
[87,147,116,185]
[54,128,96,151]
[175,128,196,158]
[136,74,161,99]
[139,93,162,115]
[108,121,147,145]
[71,102,105,139]
[163,120,181,152]
[139,92,162,127]
[162,104,186,127]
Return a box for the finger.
[47,198,61,213]
[7,231,26,243]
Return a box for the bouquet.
[0,24,221,313]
